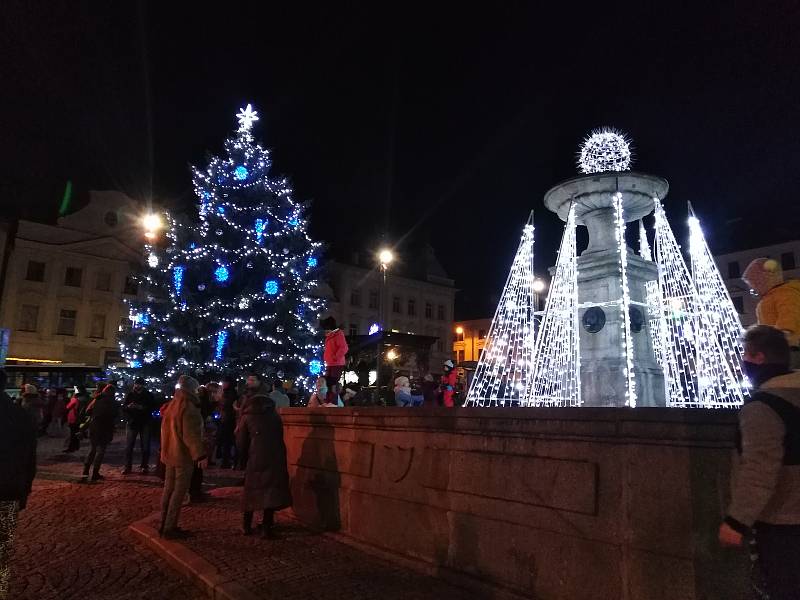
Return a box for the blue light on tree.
[217,206,225,215]
[214,265,230,283]
[264,279,279,295]
[307,256,318,268]
[156,345,163,360]
[130,359,142,369]
[288,216,299,227]
[140,313,150,326]
[234,165,248,180]
[309,359,323,375]
[173,266,184,295]
[215,330,228,360]
[255,218,266,243]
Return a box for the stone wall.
[282,407,749,599]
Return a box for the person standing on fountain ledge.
[719,325,800,599]
[743,257,800,369]
[321,316,348,405]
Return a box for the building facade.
[321,247,456,373]
[714,240,800,326]
[0,191,148,367]
[451,318,491,365]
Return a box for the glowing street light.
[455,326,464,335]
[532,278,546,293]
[378,249,394,270]
[386,348,398,361]
[142,213,163,240]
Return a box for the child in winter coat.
[440,360,458,408]
[320,316,348,404]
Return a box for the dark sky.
[3,2,800,319]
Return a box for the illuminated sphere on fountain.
[577,128,632,174]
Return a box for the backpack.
[738,394,800,465]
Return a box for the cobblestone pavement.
[172,490,475,600]
[9,433,478,600]
[7,436,202,600]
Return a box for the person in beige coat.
[159,375,206,539]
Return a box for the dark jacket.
[219,387,238,430]
[235,395,292,512]
[88,389,120,446]
[726,370,800,532]
[0,392,37,506]
[123,387,156,429]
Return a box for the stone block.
[422,449,598,515]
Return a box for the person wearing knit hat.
[743,258,800,367]
[440,359,458,408]
[159,375,206,539]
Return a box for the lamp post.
[376,248,394,398]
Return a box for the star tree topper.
[236,103,259,132]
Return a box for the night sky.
[3,2,799,319]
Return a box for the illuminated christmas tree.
[523,205,580,407]
[464,214,536,406]
[119,105,325,384]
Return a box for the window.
[349,323,358,337]
[781,251,796,271]
[457,350,465,364]
[437,304,445,321]
[89,313,106,339]
[368,290,379,309]
[392,296,401,313]
[64,267,83,287]
[732,296,744,314]
[104,211,118,227]
[25,260,45,282]
[56,309,77,336]
[407,298,416,316]
[18,304,39,332]
[350,289,361,307]
[123,276,138,296]
[478,329,486,339]
[727,261,740,279]
[425,302,433,319]
[96,271,112,291]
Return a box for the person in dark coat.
[122,377,156,474]
[81,384,120,482]
[0,369,37,596]
[217,376,238,469]
[235,394,292,538]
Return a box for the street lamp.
[386,348,398,361]
[142,213,162,240]
[532,277,547,312]
[378,249,394,270]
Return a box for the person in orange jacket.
[743,258,800,367]
[440,359,458,407]
[321,316,348,405]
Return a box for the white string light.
[464,217,536,406]
[524,205,580,407]
[614,192,637,407]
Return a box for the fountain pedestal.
[544,172,668,407]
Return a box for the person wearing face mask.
[743,257,800,368]
[719,325,800,599]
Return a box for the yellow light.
[142,213,162,232]
[386,348,398,361]
[378,249,394,266]
[455,326,464,334]
[7,357,63,364]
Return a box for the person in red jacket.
[321,316,348,405]
[441,359,458,407]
